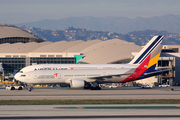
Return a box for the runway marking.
[54,106,180,109]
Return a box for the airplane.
[14,35,164,90]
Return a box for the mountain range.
[21,26,180,46]
[17,14,180,34]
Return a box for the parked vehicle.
[141,85,152,88]
[6,85,23,90]
[6,85,15,90]
[109,84,118,88]
[159,84,170,87]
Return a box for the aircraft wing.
[88,73,133,80]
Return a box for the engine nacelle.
[70,79,85,88]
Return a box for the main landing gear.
[23,84,34,92]
[84,82,101,90]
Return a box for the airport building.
[0,24,44,44]
[0,25,179,86]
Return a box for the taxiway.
[0,86,180,100]
[1,87,180,120]
[0,104,180,120]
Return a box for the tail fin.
[122,35,164,82]
[129,35,164,64]
[132,44,163,80]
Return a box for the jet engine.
[70,79,85,88]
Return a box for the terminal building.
[0,25,179,86]
[0,24,44,44]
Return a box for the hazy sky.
[0,0,180,24]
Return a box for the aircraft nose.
[14,73,19,80]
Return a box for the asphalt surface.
[0,86,180,100]
[1,87,180,120]
[0,104,180,120]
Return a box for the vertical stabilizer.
[129,35,164,64]
[122,35,164,83]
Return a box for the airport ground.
[0,86,180,100]
[0,86,180,120]
[1,104,180,120]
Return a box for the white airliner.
[14,35,164,90]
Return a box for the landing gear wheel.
[28,88,32,92]
[97,87,101,90]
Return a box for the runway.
[0,86,180,100]
[0,104,180,120]
[1,87,180,120]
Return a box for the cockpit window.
[19,71,23,73]
[21,75,26,77]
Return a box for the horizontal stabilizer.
[144,71,162,75]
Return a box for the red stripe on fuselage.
[121,54,151,83]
